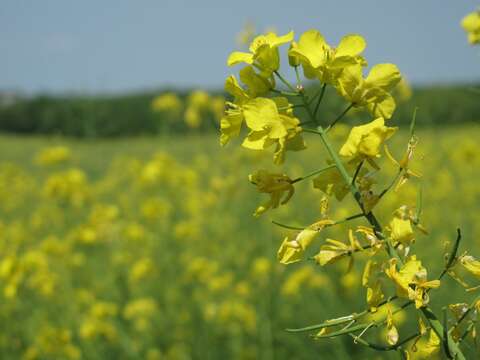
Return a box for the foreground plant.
[462,8,480,45]
[220,28,479,358]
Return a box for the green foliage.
[0,85,478,138]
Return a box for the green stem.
[286,296,398,333]
[378,168,403,199]
[351,160,364,186]
[438,228,462,280]
[272,212,364,232]
[274,71,297,93]
[271,221,304,231]
[294,66,302,87]
[325,103,354,132]
[351,332,419,352]
[449,295,480,335]
[270,88,299,96]
[291,164,336,184]
[313,83,327,118]
[300,96,467,360]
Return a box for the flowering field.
[0,122,478,359]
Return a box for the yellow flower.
[386,306,399,345]
[461,10,480,45]
[288,29,367,83]
[409,329,440,359]
[278,219,333,264]
[459,254,480,277]
[313,229,362,266]
[336,63,402,118]
[248,170,294,216]
[220,75,250,145]
[388,206,416,245]
[385,257,440,308]
[228,31,294,77]
[314,239,350,266]
[242,97,305,164]
[385,136,421,191]
[362,260,385,310]
[339,117,397,161]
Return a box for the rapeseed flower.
[228,31,294,78]
[339,117,397,162]
[461,10,480,45]
[336,63,401,118]
[288,29,367,83]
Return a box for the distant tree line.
[0,85,477,138]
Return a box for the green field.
[0,123,478,359]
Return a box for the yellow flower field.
[0,123,478,359]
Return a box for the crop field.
[1,2,480,359]
[0,123,478,359]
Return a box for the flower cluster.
[221,26,478,359]
[462,9,480,45]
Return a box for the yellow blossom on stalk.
[388,207,415,245]
[220,75,250,145]
[459,254,480,278]
[314,230,362,267]
[240,65,274,97]
[242,97,305,164]
[385,136,421,191]
[410,329,441,358]
[386,306,399,345]
[339,117,397,163]
[248,170,294,216]
[278,219,333,264]
[362,260,385,310]
[461,10,480,45]
[385,257,440,308]
[312,164,348,201]
[288,29,367,83]
[228,31,294,78]
[151,93,182,115]
[336,63,402,118]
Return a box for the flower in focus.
[336,63,402,118]
[362,260,385,310]
[461,10,480,45]
[227,31,294,78]
[314,229,362,267]
[278,219,333,264]
[242,97,305,164]
[339,117,397,163]
[288,30,367,83]
[220,75,251,145]
[459,254,480,278]
[385,256,440,308]
[388,207,415,246]
[248,169,294,216]
[385,136,421,191]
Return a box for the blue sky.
[1,0,479,94]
